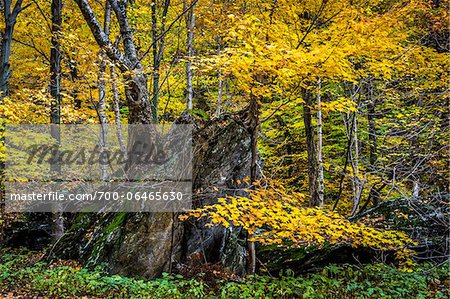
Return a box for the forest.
[0,0,448,298]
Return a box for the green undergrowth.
[0,252,448,298]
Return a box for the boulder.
[47,113,253,277]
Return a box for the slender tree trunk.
[0,0,26,98]
[316,78,324,207]
[151,0,159,121]
[303,89,319,206]
[367,93,377,167]
[0,1,25,242]
[98,1,111,181]
[50,0,62,127]
[247,95,260,275]
[412,180,420,198]
[150,0,170,122]
[185,0,195,110]
[367,78,380,205]
[0,0,21,244]
[216,70,223,117]
[332,113,354,211]
[349,109,363,216]
[0,22,13,99]
[215,42,223,117]
[223,79,232,112]
[110,65,126,155]
[50,0,64,240]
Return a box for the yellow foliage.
[181,179,416,265]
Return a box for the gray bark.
[0,1,26,236]
[184,0,195,110]
[0,0,26,99]
[367,79,380,206]
[303,89,320,206]
[413,180,420,198]
[215,43,223,117]
[151,0,170,122]
[349,111,361,216]
[316,78,324,207]
[74,0,129,70]
[98,1,111,181]
[110,65,126,155]
[108,0,153,124]
[216,70,223,117]
[346,89,364,216]
[50,0,64,240]
[340,83,364,217]
[247,97,260,274]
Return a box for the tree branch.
[73,0,130,72]
[107,0,140,68]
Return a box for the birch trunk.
[185,0,195,110]
[349,110,363,216]
[247,96,260,275]
[413,180,420,198]
[367,79,380,206]
[50,0,64,240]
[316,78,324,207]
[151,0,170,122]
[216,69,223,117]
[98,1,111,181]
[110,65,126,156]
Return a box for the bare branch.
[73,0,130,71]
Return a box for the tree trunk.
[124,72,153,124]
[247,96,260,274]
[216,70,223,117]
[110,65,126,155]
[185,0,195,110]
[412,180,420,198]
[0,0,25,244]
[0,0,25,99]
[215,43,223,117]
[0,22,13,99]
[97,1,111,181]
[50,0,64,240]
[74,0,153,124]
[349,110,363,217]
[316,78,324,207]
[367,78,380,206]
[50,0,62,126]
[303,89,319,206]
[151,0,170,122]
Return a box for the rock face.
[47,114,252,277]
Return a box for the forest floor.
[0,249,448,298]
